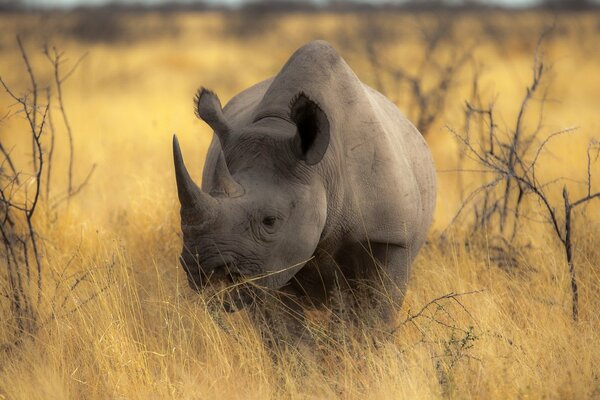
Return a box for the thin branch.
[0,142,20,185]
[59,52,88,83]
[571,192,600,209]
[45,45,75,197]
[586,139,600,197]
[391,290,484,335]
[45,88,56,201]
[440,175,505,238]
[50,164,96,210]
[16,36,41,173]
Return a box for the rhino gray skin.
[174,40,436,323]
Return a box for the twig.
[390,290,484,335]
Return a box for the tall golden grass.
[0,10,599,399]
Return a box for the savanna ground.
[1,9,599,399]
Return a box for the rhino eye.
[262,216,277,227]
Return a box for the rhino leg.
[332,242,411,333]
[249,284,314,351]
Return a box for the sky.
[19,0,542,9]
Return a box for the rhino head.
[173,88,330,310]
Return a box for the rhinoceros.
[173,40,436,327]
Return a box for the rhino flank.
[173,40,436,325]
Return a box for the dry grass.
[0,10,599,399]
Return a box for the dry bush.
[0,37,96,344]
[446,28,600,320]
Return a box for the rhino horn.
[173,135,214,211]
[212,156,244,197]
[195,88,231,147]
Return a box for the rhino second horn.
[195,88,231,147]
[172,135,216,212]
[212,156,245,197]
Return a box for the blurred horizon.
[10,0,600,10]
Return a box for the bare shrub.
[446,28,600,320]
[0,37,96,342]
[392,290,484,397]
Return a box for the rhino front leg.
[334,242,412,333]
[249,284,313,351]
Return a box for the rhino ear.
[195,88,231,146]
[290,92,330,165]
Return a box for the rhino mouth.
[206,280,256,313]
[187,264,257,312]
[221,284,256,312]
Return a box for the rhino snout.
[190,263,257,312]
[180,255,241,288]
